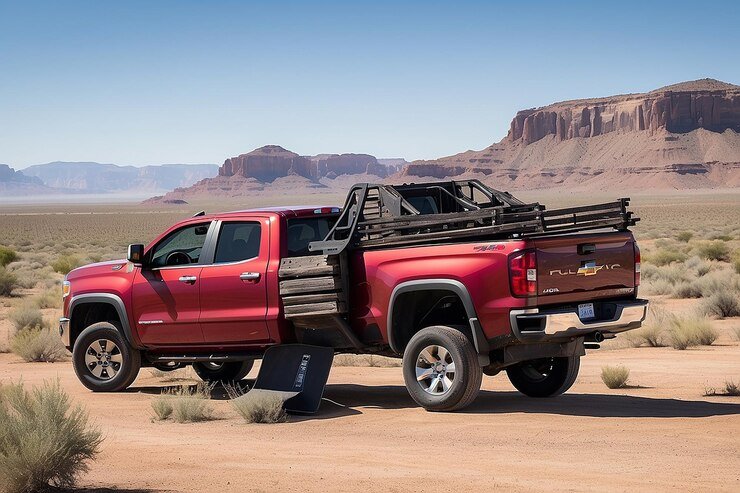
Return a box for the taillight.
[634,244,641,287]
[510,250,537,297]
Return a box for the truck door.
[198,219,270,344]
[132,221,213,345]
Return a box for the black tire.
[506,356,580,398]
[72,322,141,392]
[192,360,254,383]
[402,326,482,412]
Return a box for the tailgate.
[535,231,636,301]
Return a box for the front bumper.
[510,299,648,342]
[59,317,70,349]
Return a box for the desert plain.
[0,190,738,492]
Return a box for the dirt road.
[1,338,738,493]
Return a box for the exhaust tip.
[593,331,604,343]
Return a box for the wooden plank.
[279,276,343,295]
[282,292,344,306]
[284,301,346,317]
[278,255,339,278]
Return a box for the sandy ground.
[1,331,739,493]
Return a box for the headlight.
[62,280,71,298]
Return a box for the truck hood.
[65,259,130,281]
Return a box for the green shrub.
[669,316,718,350]
[11,327,68,362]
[600,365,630,389]
[695,241,730,262]
[0,246,18,267]
[0,266,18,296]
[231,392,287,424]
[702,292,740,318]
[675,231,694,242]
[33,288,62,309]
[646,249,688,266]
[51,255,81,275]
[0,380,102,493]
[9,303,46,332]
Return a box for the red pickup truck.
[60,180,647,411]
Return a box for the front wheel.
[402,326,482,412]
[72,322,141,392]
[192,360,254,383]
[506,356,580,398]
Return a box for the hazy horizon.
[1,0,739,168]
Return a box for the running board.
[147,351,263,364]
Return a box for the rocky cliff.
[0,164,52,195]
[405,79,740,189]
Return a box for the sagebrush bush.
[702,292,740,318]
[695,241,730,262]
[51,254,81,275]
[0,266,19,296]
[698,270,740,297]
[0,245,18,267]
[9,303,46,331]
[601,365,630,389]
[151,395,173,421]
[646,249,688,266]
[669,316,718,350]
[231,392,287,424]
[33,288,62,309]
[0,380,102,493]
[675,231,693,242]
[705,380,740,397]
[672,280,703,299]
[629,323,666,347]
[11,327,68,362]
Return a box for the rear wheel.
[192,360,254,383]
[402,326,482,412]
[506,356,580,397]
[72,322,141,392]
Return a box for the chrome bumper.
[510,299,648,341]
[59,317,70,348]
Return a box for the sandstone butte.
[149,78,740,202]
[404,78,740,190]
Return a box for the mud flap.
[251,344,334,414]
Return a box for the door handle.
[240,272,260,281]
[178,275,197,284]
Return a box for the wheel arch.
[69,293,138,350]
[387,279,490,358]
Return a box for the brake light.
[510,250,537,297]
[634,244,641,287]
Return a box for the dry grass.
[333,354,402,367]
[231,392,287,424]
[33,287,62,309]
[11,326,69,362]
[9,303,46,331]
[704,380,740,397]
[600,365,630,389]
[0,380,102,493]
[669,316,718,350]
[151,383,215,423]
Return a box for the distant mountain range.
[0,164,53,195]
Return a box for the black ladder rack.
[309,180,638,255]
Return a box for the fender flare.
[386,279,490,359]
[68,293,140,349]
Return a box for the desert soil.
[1,327,739,492]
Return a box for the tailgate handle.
[578,243,596,255]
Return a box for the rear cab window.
[214,222,261,263]
[286,216,337,257]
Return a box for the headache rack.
[309,180,638,254]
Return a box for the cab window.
[150,222,210,267]
[286,216,337,257]
[214,222,261,263]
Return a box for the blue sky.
[1,0,738,167]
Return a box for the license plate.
[578,303,595,320]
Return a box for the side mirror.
[127,244,146,265]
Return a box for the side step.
[249,344,334,414]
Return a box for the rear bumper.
[59,317,70,349]
[510,299,648,342]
